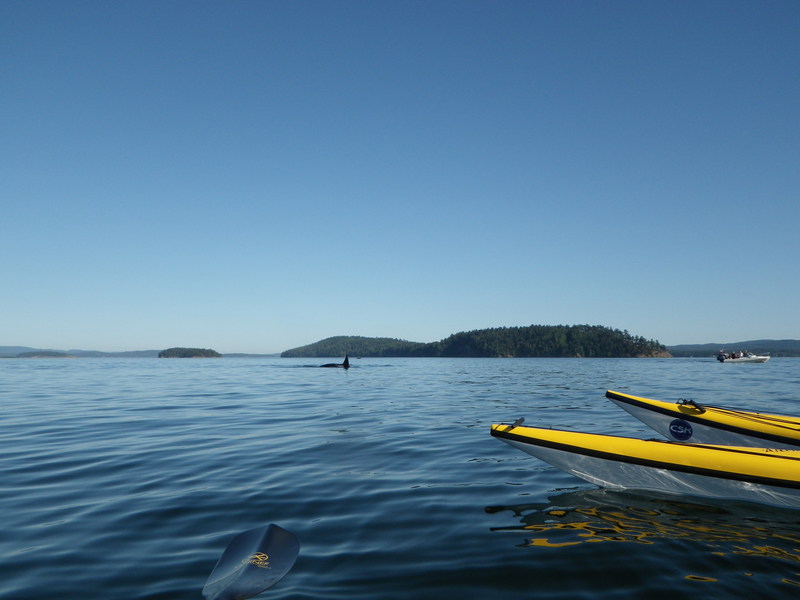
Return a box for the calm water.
[2,357,800,599]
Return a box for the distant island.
[157,347,221,358]
[281,325,670,358]
[5,334,800,359]
[0,346,275,358]
[15,350,73,358]
[0,346,165,358]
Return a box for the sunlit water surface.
[2,357,800,599]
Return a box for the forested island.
[281,325,669,358]
[158,347,221,358]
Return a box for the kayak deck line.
[490,423,800,491]
[606,390,800,429]
[698,406,800,429]
[605,390,800,447]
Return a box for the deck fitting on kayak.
[502,417,525,432]
[677,398,705,413]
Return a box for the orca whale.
[320,354,349,369]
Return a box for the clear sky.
[2,0,799,354]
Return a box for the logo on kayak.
[669,419,693,441]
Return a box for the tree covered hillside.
[422,325,667,358]
[282,325,669,358]
[158,347,221,358]
[281,336,424,358]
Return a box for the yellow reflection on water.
[487,489,800,570]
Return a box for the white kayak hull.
[605,390,800,449]
[501,437,800,509]
[491,423,800,509]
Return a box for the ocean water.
[2,357,800,599]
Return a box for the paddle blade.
[202,524,300,600]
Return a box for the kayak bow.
[605,390,800,449]
[491,421,800,509]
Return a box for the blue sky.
[3,0,799,354]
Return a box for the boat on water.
[490,421,800,509]
[605,390,800,449]
[716,350,770,363]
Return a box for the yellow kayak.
[490,421,800,508]
[606,390,800,448]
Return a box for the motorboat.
[605,390,800,449]
[716,351,769,363]
[490,421,800,509]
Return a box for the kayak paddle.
[202,524,300,600]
